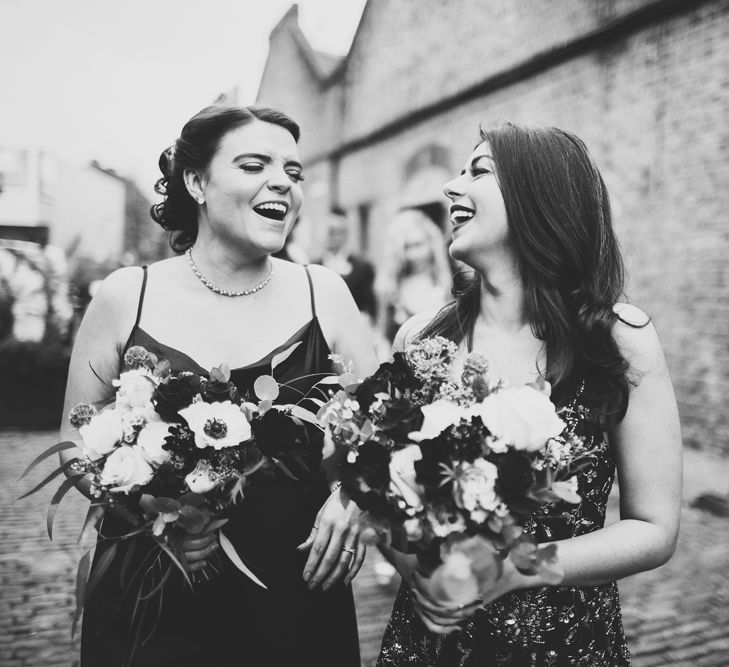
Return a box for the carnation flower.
[408,399,466,442]
[179,400,251,450]
[78,409,123,460]
[184,461,219,494]
[123,345,157,370]
[68,403,97,429]
[453,458,500,522]
[136,421,172,466]
[389,445,425,510]
[474,385,565,452]
[114,368,157,410]
[99,445,154,493]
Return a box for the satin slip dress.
[81,265,361,667]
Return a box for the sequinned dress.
[81,266,361,667]
[378,387,631,667]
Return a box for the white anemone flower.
[179,400,251,450]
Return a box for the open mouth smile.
[450,204,475,230]
[253,201,289,222]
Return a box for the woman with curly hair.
[377,122,682,666]
[61,105,376,666]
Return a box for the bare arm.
[59,267,143,499]
[308,263,379,378]
[411,306,683,631]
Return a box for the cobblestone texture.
[3,430,728,666]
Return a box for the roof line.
[306,0,717,164]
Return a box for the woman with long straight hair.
[378,122,682,665]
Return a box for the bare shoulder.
[303,262,352,305]
[92,266,146,311]
[611,303,665,374]
[393,309,439,352]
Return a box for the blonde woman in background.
[375,208,452,341]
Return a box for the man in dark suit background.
[315,208,377,320]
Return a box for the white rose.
[78,409,123,460]
[179,400,251,450]
[99,446,154,493]
[184,461,219,494]
[454,458,499,521]
[114,369,156,409]
[408,399,466,442]
[389,445,425,510]
[136,422,171,466]
[475,386,565,452]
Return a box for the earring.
[197,196,205,205]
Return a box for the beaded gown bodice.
[378,387,632,667]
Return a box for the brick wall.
[258,0,729,455]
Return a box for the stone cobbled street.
[2,430,728,666]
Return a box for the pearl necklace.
[185,248,273,297]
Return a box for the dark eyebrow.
[471,154,494,168]
[233,153,303,170]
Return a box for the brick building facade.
[256,0,729,457]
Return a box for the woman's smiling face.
[442,141,510,266]
[197,119,304,255]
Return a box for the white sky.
[0,0,366,194]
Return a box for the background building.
[256,0,729,457]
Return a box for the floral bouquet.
[318,337,593,606]
[20,343,321,636]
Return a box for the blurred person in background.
[60,104,377,666]
[314,207,387,360]
[273,213,310,263]
[316,208,377,321]
[375,208,451,342]
[377,123,681,666]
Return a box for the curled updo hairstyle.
[421,122,640,426]
[150,105,300,252]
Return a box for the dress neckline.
[129,317,322,374]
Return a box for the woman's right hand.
[182,528,219,572]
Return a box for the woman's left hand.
[297,487,366,590]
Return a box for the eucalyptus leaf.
[210,363,231,383]
[78,502,106,543]
[287,405,323,427]
[219,531,267,589]
[47,474,86,540]
[316,376,342,386]
[254,375,279,401]
[18,440,78,480]
[85,540,120,602]
[72,549,92,639]
[17,457,79,500]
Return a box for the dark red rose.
[201,378,239,403]
[152,374,202,421]
[354,353,419,411]
[496,450,536,503]
[250,409,308,459]
[342,440,391,492]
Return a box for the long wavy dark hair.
[421,122,639,426]
[150,105,300,252]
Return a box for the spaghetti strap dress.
[81,265,361,667]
